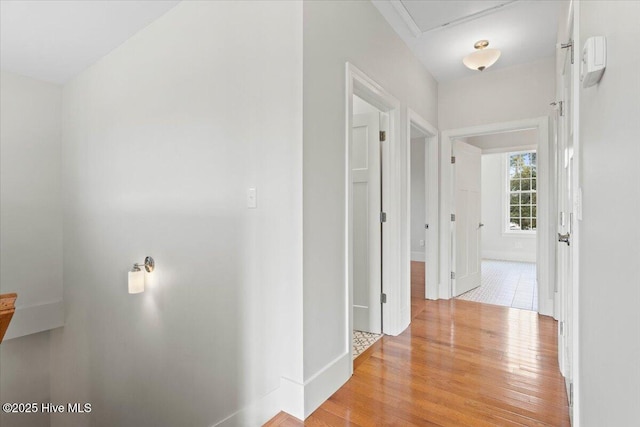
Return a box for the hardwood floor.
[265,298,570,426]
[411,261,426,300]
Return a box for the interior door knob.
[558,232,571,246]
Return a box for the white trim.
[3,299,64,340]
[411,251,425,262]
[302,352,351,418]
[279,377,305,420]
[215,350,350,424]
[440,117,554,316]
[481,144,537,155]
[345,63,402,366]
[482,251,537,263]
[406,109,439,304]
[389,0,422,37]
[214,374,306,426]
[569,1,581,422]
[215,384,283,427]
[501,231,536,238]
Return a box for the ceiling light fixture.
[463,40,501,71]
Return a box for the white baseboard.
[215,384,283,427]
[482,250,536,263]
[279,376,304,420]
[439,281,450,299]
[303,352,351,418]
[411,251,425,262]
[217,352,351,425]
[4,299,64,340]
[538,297,554,317]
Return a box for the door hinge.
[451,156,456,164]
[380,212,387,223]
[424,224,429,229]
[380,293,387,304]
[451,271,456,280]
[569,382,574,407]
[560,321,564,336]
[561,40,574,64]
[379,131,386,142]
[451,213,456,222]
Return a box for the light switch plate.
[247,187,257,208]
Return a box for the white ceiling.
[372,0,561,82]
[0,0,181,84]
[1,0,560,85]
[465,128,538,153]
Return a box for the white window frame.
[503,150,537,236]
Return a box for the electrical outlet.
[515,240,523,249]
[419,239,425,247]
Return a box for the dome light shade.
[463,40,501,71]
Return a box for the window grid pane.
[508,151,537,232]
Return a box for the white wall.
[410,138,426,261]
[0,71,63,427]
[49,2,303,426]
[0,331,51,427]
[481,153,536,263]
[578,1,640,424]
[438,57,555,130]
[0,71,64,339]
[303,0,437,415]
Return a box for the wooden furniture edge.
[0,293,18,344]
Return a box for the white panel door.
[557,44,575,411]
[352,113,382,333]
[452,140,482,297]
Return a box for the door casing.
[346,63,400,372]
[440,117,555,317]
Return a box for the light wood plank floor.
[266,298,569,426]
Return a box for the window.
[507,151,537,232]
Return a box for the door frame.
[440,117,555,317]
[345,63,401,370]
[406,110,439,306]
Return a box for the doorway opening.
[405,109,439,325]
[407,117,438,320]
[345,63,402,372]
[452,130,539,312]
[440,117,553,317]
[410,125,428,309]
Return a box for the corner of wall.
[302,352,351,418]
[233,354,349,424]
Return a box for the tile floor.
[456,259,538,311]
[352,330,383,359]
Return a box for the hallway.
[266,299,570,426]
